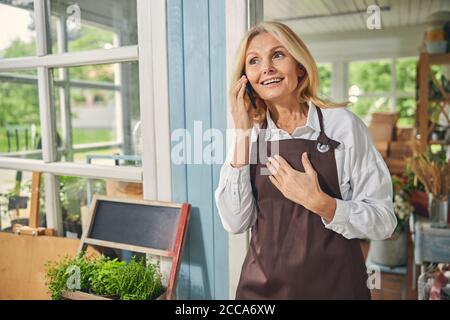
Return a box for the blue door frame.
[167,0,228,299]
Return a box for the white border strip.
[0,46,138,72]
[0,157,142,182]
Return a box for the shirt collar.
[264,101,321,140]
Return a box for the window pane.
[0,169,45,232]
[57,175,107,238]
[397,98,416,126]
[52,62,141,166]
[317,63,331,97]
[396,58,417,92]
[0,0,35,59]
[48,0,137,54]
[349,96,390,123]
[349,59,391,94]
[0,70,42,159]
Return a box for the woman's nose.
[262,62,276,75]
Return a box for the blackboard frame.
[77,194,191,300]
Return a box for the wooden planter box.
[61,289,168,300]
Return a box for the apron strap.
[316,107,340,150]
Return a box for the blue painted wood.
[167,0,190,299]
[183,0,214,300]
[167,0,228,299]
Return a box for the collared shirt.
[214,101,397,240]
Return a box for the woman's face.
[244,32,304,103]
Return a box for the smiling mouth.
[261,78,284,86]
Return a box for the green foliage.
[0,26,114,133]
[317,63,331,97]
[118,256,164,300]
[90,257,125,296]
[350,59,391,93]
[45,253,164,300]
[44,251,99,300]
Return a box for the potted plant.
[409,149,450,228]
[45,252,165,300]
[89,257,125,299]
[117,256,165,300]
[44,252,99,300]
[368,175,414,266]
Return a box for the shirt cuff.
[321,198,350,234]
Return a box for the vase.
[368,231,407,266]
[428,194,449,228]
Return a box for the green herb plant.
[118,256,164,300]
[90,257,125,297]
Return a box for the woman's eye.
[273,51,284,59]
[249,58,258,65]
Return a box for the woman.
[215,21,397,300]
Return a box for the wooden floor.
[360,235,418,300]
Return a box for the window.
[53,62,141,166]
[348,58,417,125]
[48,0,137,53]
[0,70,42,159]
[0,0,166,238]
[317,63,331,98]
[0,0,35,59]
[0,169,45,232]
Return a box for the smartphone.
[242,72,257,109]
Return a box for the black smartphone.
[242,72,257,109]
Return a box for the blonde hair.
[231,21,348,124]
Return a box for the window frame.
[0,0,171,234]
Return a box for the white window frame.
[0,0,171,233]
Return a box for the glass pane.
[349,59,391,94]
[317,63,331,97]
[349,96,390,123]
[396,58,417,92]
[0,70,42,159]
[0,0,35,59]
[48,0,137,54]
[0,169,45,232]
[57,175,107,238]
[52,62,141,166]
[397,98,416,126]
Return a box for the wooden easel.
[12,172,55,236]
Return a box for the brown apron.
[235,107,371,300]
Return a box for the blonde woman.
[215,21,397,300]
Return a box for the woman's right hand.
[229,75,253,131]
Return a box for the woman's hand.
[266,152,336,222]
[229,75,253,131]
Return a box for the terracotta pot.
[410,190,429,218]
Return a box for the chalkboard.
[89,199,180,251]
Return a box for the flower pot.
[368,231,407,267]
[429,194,449,228]
[410,190,429,218]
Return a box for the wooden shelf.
[429,140,446,145]
[415,52,450,152]
[428,52,450,65]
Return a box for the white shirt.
[215,102,397,240]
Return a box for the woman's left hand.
[267,152,336,222]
